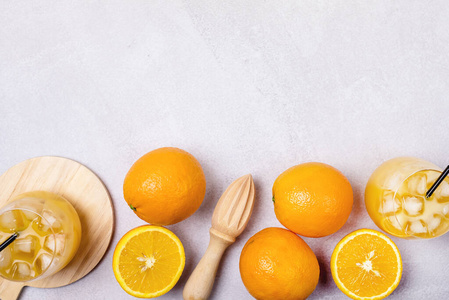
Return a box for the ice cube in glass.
[381,191,401,214]
[11,262,33,279]
[0,211,27,232]
[0,247,12,269]
[13,235,40,258]
[35,253,53,274]
[408,220,427,234]
[403,195,425,217]
[44,233,66,255]
[407,173,427,195]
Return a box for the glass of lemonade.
[365,157,449,239]
[0,191,81,281]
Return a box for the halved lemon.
[331,229,402,300]
[112,225,185,298]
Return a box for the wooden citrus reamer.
[183,174,255,300]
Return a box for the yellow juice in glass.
[0,191,81,281]
[365,157,449,239]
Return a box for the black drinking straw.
[0,232,19,252]
[426,165,449,198]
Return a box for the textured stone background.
[1,1,449,299]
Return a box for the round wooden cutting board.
[0,156,114,300]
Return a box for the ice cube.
[408,220,427,234]
[44,234,65,255]
[443,204,449,218]
[13,235,39,257]
[42,210,62,233]
[0,247,12,268]
[439,181,449,197]
[35,253,53,273]
[408,174,427,195]
[427,215,442,232]
[0,211,26,232]
[436,181,449,202]
[32,217,53,236]
[381,192,401,214]
[11,262,33,279]
[403,195,425,217]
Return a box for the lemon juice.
[0,191,81,281]
[365,157,449,239]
